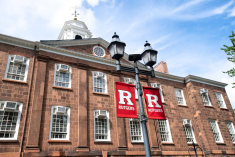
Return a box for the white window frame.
[182,119,196,143]
[129,116,143,143]
[124,77,138,99]
[4,54,29,82]
[209,119,224,143]
[94,110,110,142]
[150,83,164,102]
[199,89,211,106]
[225,121,235,143]
[174,88,186,105]
[49,106,70,140]
[215,92,226,108]
[54,64,72,88]
[92,71,107,94]
[158,118,173,143]
[0,101,22,140]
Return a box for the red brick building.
[0,19,234,157]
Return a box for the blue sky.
[0,0,234,107]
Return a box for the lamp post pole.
[108,33,158,157]
[134,61,151,157]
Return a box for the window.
[124,77,138,99]
[174,88,186,105]
[225,121,235,143]
[158,118,173,143]
[215,92,226,108]
[94,110,110,141]
[93,46,105,57]
[49,106,70,140]
[54,64,72,88]
[151,83,164,102]
[4,54,29,82]
[209,119,223,143]
[199,89,211,106]
[93,71,107,93]
[129,116,143,142]
[0,101,22,140]
[182,119,196,143]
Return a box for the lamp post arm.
[134,62,151,157]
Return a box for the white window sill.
[94,140,112,144]
[220,108,228,110]
[2,78,27,84]
[48,140,71,143]
[178,104,188,107]
[52,86,73,91]
[204,105,213,108]
[93,92,109,96]
[187,142,198,145]
[131,141,144,144]
[161,142,175,145]
[216,142,226,145]
[0,139,18,142]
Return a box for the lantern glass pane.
[108,43,116,58]
[150,52,157,62]
[142,52,150,65]
[116,42,124,55]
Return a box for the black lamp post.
[108,33,158,157]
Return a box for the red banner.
[115,82,138,118]
[143,86,166,119]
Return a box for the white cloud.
[172,0,205,13]
[175,1,234,20]
[212,1,234,14]
[86,0,106,7]
[228,5,235,16]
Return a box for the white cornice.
[154,71,185,83]
[38,43,137,69]
[185,75,227,88]
[0,33,35,50]
[0,33,228,88]
[41,38,109,48]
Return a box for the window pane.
[158,119,171,142]
[93,73,106,93]
[175,89,184,105]
[0,111,19,138]
[209,120,221,142]
[55,68,70,88]
[7,55,28,81]
[182,120,195,143]
[129,119,143,142]
[226,121,235,143]
[50,108,69,140]
[94,113,109,140]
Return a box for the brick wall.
[0,42,234,157]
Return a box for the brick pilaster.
[77,68,89,151]
[25,57,48,152]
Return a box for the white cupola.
[58,20,92,40]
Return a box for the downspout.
[184,78,206,157]
[19,44,38,157]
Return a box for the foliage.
[221,31,235,88]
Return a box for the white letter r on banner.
[146,94,161,108]
[118,90,134,105]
